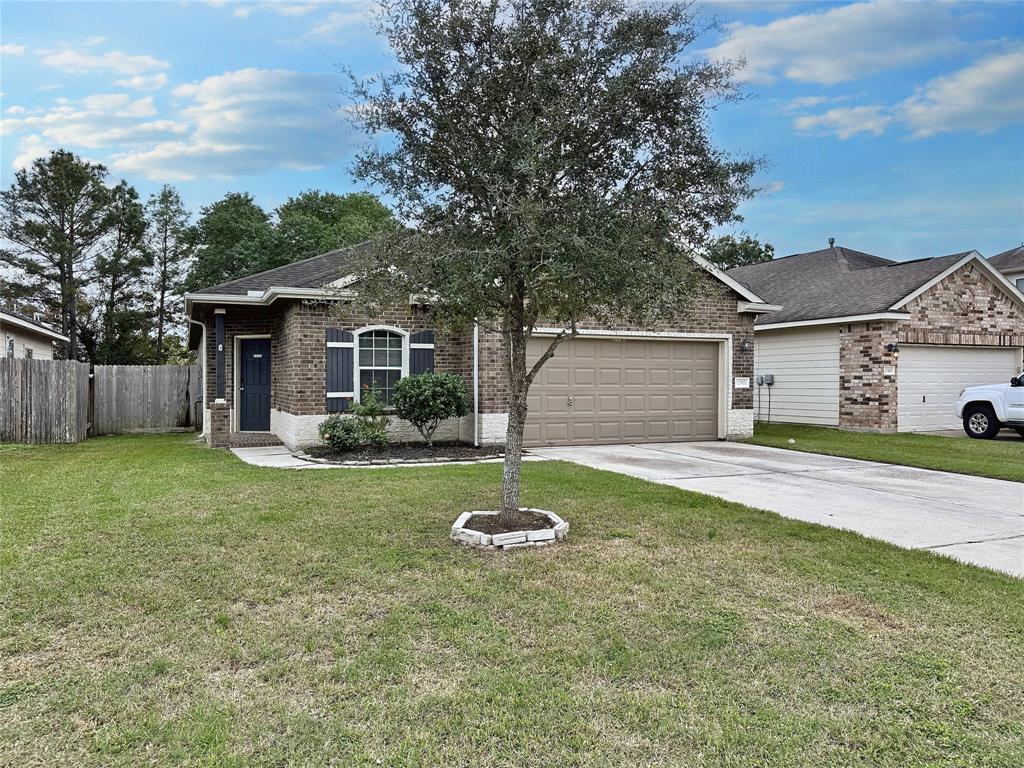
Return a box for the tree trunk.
[499,387,529,525]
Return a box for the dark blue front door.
[240,338,271,431]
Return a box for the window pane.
[359,349,372,366]
[387,349,402,367]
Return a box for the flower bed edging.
[451,508,569,550]
[293,450,504,466]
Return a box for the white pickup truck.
[955,371,1024,439]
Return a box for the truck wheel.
[963,405,1000,439]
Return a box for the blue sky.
[1,0,1022,261]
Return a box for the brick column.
[208,401,231,447]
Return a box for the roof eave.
[185,284,357,315]
[0,311,70,342]
[755,312,912,331]
[690,253,773,306]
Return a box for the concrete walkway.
[530,442,1024,577]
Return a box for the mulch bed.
[466,510,554,535]
[306,442,504,464]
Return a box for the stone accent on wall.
[727,408,754,439]
[270,408,467,451]
[838,321,899,432]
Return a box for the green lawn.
[749,423,1024,483]
[1,435,1022,767]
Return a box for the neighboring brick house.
[1,307,68,360]
[727,246,1024,433]
[185,244,776,449]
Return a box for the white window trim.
[352,325,409,403]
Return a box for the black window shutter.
[326,328,354,412]
[409,330,435,374]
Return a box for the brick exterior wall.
[198,269,756,446]
[899,263,1024,353]
[836,262,1024,431]
[839,321,899,431]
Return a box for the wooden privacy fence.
[0,360,200,444]
[0,359,91,444]
[92,364,200,436]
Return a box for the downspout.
[188,317,207,438]
[473,322,480,447]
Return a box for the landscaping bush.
[319,415,363,452]
[318,386,390,451]
[393,372,470,446]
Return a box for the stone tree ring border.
[451,508,569,550]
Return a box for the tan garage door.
[523,336,720,447]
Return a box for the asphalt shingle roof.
[989,246,1024,274]
[726,246,973,325]
[192,242,370,296]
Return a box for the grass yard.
[1,435,1022,767]
[750,422,1024,484]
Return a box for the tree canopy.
[347,0,757,520]
[706,233,774,271]
[185,190,394,291]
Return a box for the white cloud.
[791,45,1024,140]
[110,68,358,180]
[115,73,169,91]
[36,83,63,92]
[38,48,169,75]
[1,43,27,56]
[794,105,892,140]
[5,106,27,115]
[2,92,186,152]
[13,135,52,170]
[83,36,108,47]
[901,47,1024,138]
[705,1,961,85]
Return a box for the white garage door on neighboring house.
[897,345,1022,432]
[523,336,721,447]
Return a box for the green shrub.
[349,385,390,447]
[318,386,391,451]
[393,372,470,446]
[318,415,363,452]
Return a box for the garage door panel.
[525,337,720,446]
[898,345,1021,432]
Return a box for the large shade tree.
[0,150,115,359]
[348,0,757,523]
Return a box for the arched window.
[357,329,404,405]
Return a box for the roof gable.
[726,247,996,326]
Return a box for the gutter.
[188,317,207,438]
[473,322,480,447]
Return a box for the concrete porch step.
[229,432,284,448]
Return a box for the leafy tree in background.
[0,150,114,359]
[185,190,395,291]
[146,185,195,363]
[348,0,756,524]
[706,233,774,270]
[270,191,395,267]
[183,193,273,292]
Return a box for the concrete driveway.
[530,442,1024,577]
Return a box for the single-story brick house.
[727,246,1024,432]
[990,245,1024,292]
[185,244,777,449]
[1,307,68,360]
